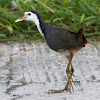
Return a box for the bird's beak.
[15,14,25,22]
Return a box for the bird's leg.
[71,64,74,75]
[66,55,74,76]
[65,54,76,92]
[50,53,75,93]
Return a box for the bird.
[15,10,88,93]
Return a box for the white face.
[15,11,44,36]
[25,11,38,23]
[25,11,44,36]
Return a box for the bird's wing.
[51,27,77,41]
[50,27,85,49]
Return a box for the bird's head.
[15,10,44,36]
[15,10,40,23]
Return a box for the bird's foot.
[50,71,76,93]
[50,88,65,93]
[49,83,73,93]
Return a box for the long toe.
[50,88,65,93]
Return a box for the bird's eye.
[28,13,31,16]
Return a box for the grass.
[0,0,100,43]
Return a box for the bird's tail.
[77,28,87,43]
[77,25,99,54]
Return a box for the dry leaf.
[21,46,48,51]
[10,53,17,56]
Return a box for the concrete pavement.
[0,42,100,100]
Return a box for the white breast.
[31,15,44,37]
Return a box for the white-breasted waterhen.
[15,10,88,93]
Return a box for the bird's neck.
[32,18,43,36]
[32,15,49,37]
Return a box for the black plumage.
[29,10,87,51]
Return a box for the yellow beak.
[15,14,25,22]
